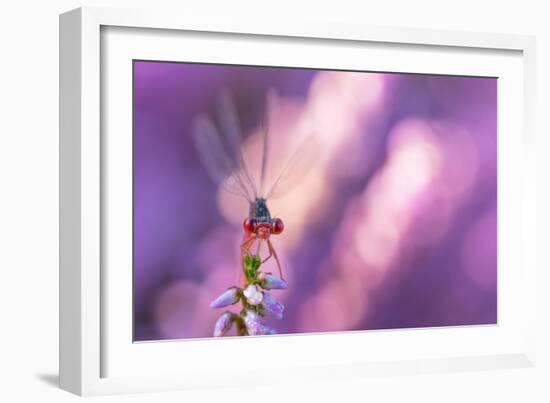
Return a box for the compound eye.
[243,218,256,233]
[272,218,284,235]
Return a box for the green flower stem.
[238,254,264,331]
[234,315,248,336]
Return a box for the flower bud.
[243,284,263,305]
[213,312,235,337]
[244,310,276,336]
[262,292,284,319]
[209,287,240,308]
[259,273,288,290]
[245,310,261,323]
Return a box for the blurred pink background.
[133,61,497,341]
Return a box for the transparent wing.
[258,116,270,197]
[192,114,254,202]
[193,89,317,202]
[264,135,320,200]
[257,88,286,197]
[216,90,258,199]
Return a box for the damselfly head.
[243,217,283,238]
[256,223,272,240]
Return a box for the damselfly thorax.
[244,197,284,239]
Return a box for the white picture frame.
[59,6,537,396]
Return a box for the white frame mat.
[59,6,537,396]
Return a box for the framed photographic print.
[60,6,537,396]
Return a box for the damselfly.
[192,89,316,281]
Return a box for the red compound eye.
[272,218,284,235]
[243,218,256,233]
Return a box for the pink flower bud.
[243,284,263,305]
[262,292,284,319]
[260,274,287,290]
[213,312,234,337]
[244,310,277,336]
[209,287,240,308]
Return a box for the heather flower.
[261,292,284,319]
[244,309,261,324]
[244,310,277,336]
[209,287,240,308]
[210,255,286,336]
[243,284,263,305]
[258,273,288,290]
[213,311,235,337]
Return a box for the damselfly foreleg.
[240,235,256,256]
[261,248,272,265]
[267,239,283,280]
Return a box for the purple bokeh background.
[133,60,497,341]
